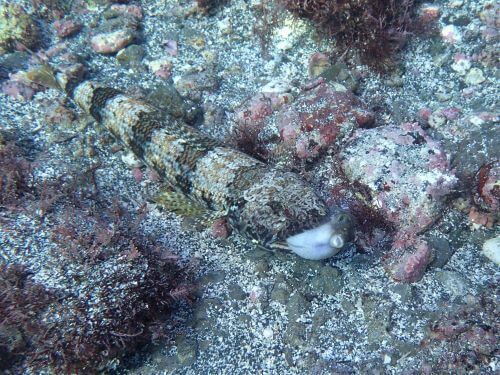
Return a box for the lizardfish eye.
[285,211,355,261]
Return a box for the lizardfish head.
[285,210,355,260]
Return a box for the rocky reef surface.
[0,0,498,373]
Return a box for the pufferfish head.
[232,170,355,260]
[285,209,356,260]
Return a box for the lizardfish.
[33,63,355,260]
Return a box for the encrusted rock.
[341,122,456,233]
[277,82,372,159]
[0,4,40,54]
[91,29,135,54]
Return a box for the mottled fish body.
[55,73,354,257]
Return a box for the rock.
[341,122,456,234]
[361,295,394,347]
[388,283,414,304]
[174,70,219,102]
[464,68,486,85]
[226,283,246,300]
[427,236,455,269]
[270,285,290,305]
[309,265,343,295]
[283,321,307,346]
[90,11,139,55]
[91,29,135,54]
[387,239,433,283]
[286,292,309,321]
[482,236,500,265]
[473,162,499,213]
[0,4,40,54]
[435,270,470,299]
[116,44,145,66]
[277,82,370,159]
[175,335,198,366]
[104,4,143,20]
[53,19,83,38]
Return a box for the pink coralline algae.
[53,19,83,38]
[388,239,433,283]
[276,82,373,159]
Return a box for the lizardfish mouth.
[285,212,355,260]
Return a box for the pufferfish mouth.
[283,211,355,261]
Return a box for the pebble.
[428,111,447,128]
[262,327,274,339]
[435,270,470,299]
[54,19,83,38]
[482,236,500,265]
[308,52,330,78]
[309,266,343,296]
[464,67,486,85]
[116,44,145,67]
[91,29,135,54]
[441,25,462,43]
[451,58,471,75]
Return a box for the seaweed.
[279,0,417,68]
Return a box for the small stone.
[146,57,173,78]
[91,29,135,54]
[175,335,198,366]
[54,19,83,38]
[435,270,470,299]
[308,52,330,78]
[254,258,269,276]
[451,57,471,75]
[227,284,247,300]
[116,44,145,66]
[482,236,500,265]
[389,240,433,283]
[428,111,447,128]
[441,25,462,43]
[262,327,274,339]
[464,68,486,85]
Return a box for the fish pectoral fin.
[151,188,208,218]
[267,241,291,252]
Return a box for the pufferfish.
[30,63,355,260]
